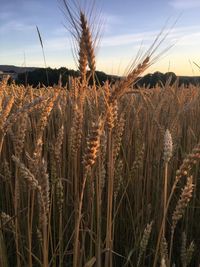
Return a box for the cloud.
[100,31,157,47]
[175,32,200,47]
[98,25,200,49]
[169,0,200,9]
[0,20,34,34]
[44,37,71,51]
[0,11,13,20]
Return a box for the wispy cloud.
[175,32,200,47]
[169,0,200,9]
[100,13,124,33]
[44,37,71,51]
[0,11,13,20]
[0,20,34,34]
[99,25,200,48]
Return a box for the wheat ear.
[73,119,102,267]
[78,31,88,83]
[169,175,194,265]
[110,56,150,103]
[163,129,173,236]
[80,12,96,75]
[137,221,153,267]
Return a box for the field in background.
[0,75,200,267]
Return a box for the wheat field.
[1,2,200,267]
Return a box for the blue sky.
[1,0,200,75]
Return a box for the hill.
[1,65,200,88]
[0,65,36,74]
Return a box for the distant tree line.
[15,67,200,88]
[16,67,116,87]
[136,72,200,88]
